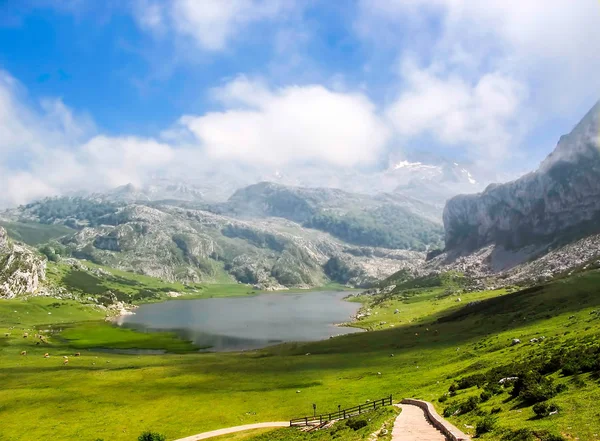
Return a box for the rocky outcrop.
[444,101,600,253]
[0,227,46,299]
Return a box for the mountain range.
[2,99,600,297]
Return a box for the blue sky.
[0,0,599,205]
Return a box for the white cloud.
[0,70,391,206]
[0,70,176,207]
[358,0,600,165]
[386,60,527,161]
[134,0,292,51]
[178,76,390,167]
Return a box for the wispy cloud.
[133,0,297,51]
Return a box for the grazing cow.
[63,359,69,365]
[20,351,27,356]
[44,353,50,358]
[74,352,81,357]
[23,332,28,338]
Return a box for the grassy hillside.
[46,260,256,304]
[1,270,600,440]
[0,220,73,245]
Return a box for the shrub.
[490,407,502,414]
[540,434,566,441]
[511,373,561,404]
[443,404,460,418]
[461,396,480,414]
[443,396,479,417]
[533,402,559,418]
[483,383,503,396]
[438,394,448,403]
[555,383,568,393]
[138,432,166,441]
[501,429,534,441]
[480,390,492,402]
[475,415,497,437]
[346,418,368,431]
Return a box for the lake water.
[115,291,361,352]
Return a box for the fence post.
[343,410,346,419]
[320,415,322,424]
[305,417,307,426]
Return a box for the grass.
[207,407,398,441]
[0,220,73,245]
[46,260,258,304]
[2,270,600,440]
[210,429,280,440]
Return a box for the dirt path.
[173,422,289,441]
[391,404,448,441]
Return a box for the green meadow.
[2,270,600,440]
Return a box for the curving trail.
[173,422,289,441]
[174,402,456,441]
[391,404,448,441]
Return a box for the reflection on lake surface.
[115,291,361,351]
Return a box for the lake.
[114,290,361,352]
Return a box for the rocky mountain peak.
[540,100,600,171]
[443,100,600,253]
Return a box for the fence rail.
[290,395,393,427]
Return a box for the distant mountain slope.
[2,196,428,289]
[216,182,444,251]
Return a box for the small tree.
[138,431,166,441]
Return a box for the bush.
[443,396,479,417]
[540,434,566,441]
[490,407,502,414]
[443,404,460,418]
[533,402,559,418]
[511,373,562,404]
[346,418,368,431]
[138,432,166,441]
[461,396,480,413]
[480,390,492,402]
[438,394,448,403]
[501,429,566,441]
[501,429,534,441]
[475,415,497,437]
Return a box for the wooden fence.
[289,395,393,427]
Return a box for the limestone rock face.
[444,101,600,253]
[0,227,46,299]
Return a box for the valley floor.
[2,270,600,440]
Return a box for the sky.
[0,0,599,206]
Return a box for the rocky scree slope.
[3,199,426,290]
[432,101,600,285]
[0,226,46,299]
